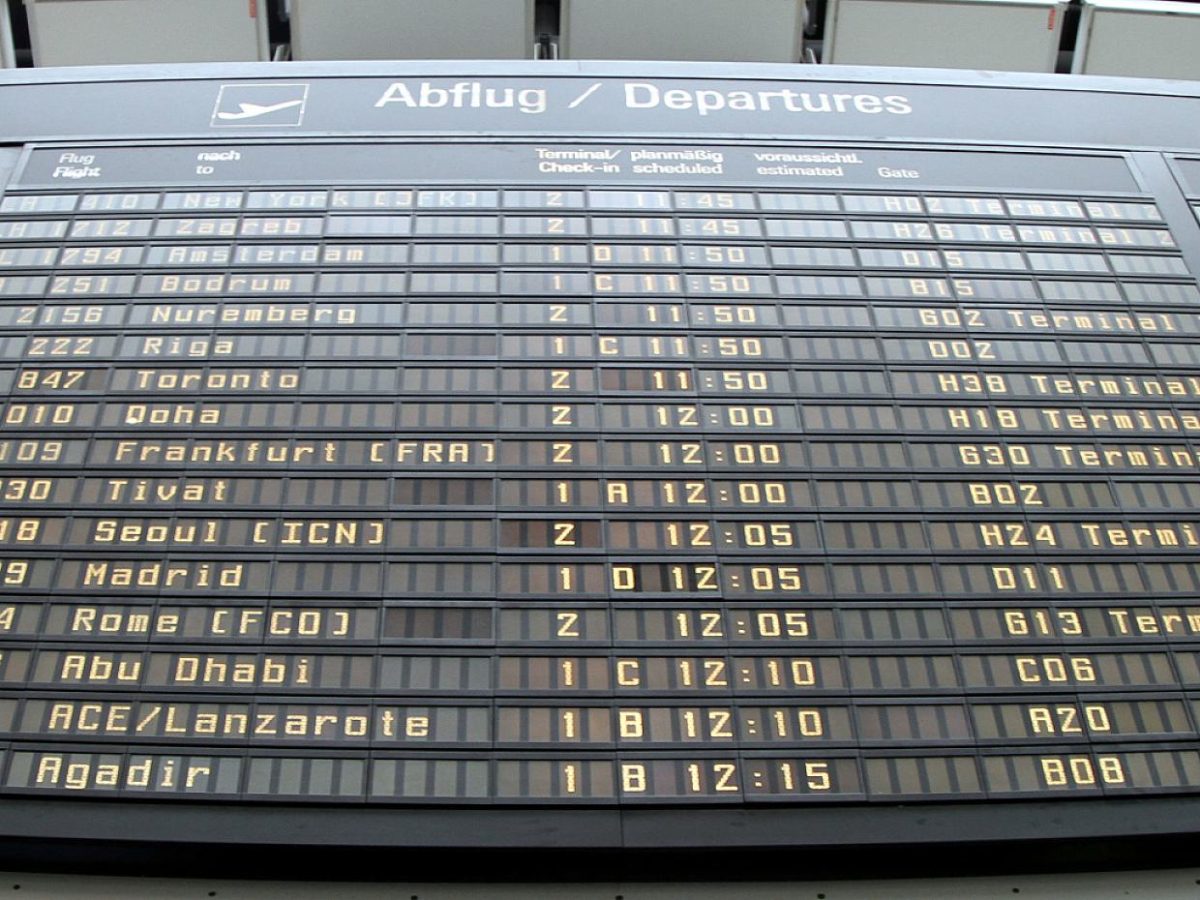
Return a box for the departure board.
[0,64,1199,864]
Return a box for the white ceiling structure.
[2,0,1199,79]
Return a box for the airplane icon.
[216,99,306,121]
[211,84,309,127]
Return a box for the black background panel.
[0,61,1198,874]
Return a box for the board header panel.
[15,143,1140,192]
[0,66,1196,149]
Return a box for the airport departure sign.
[0,67,1197,837]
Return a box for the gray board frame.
[0,61,1199,874]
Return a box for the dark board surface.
[0,62,1199,149]
[0,62,1198,871]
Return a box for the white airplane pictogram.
[216,99,305,121]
